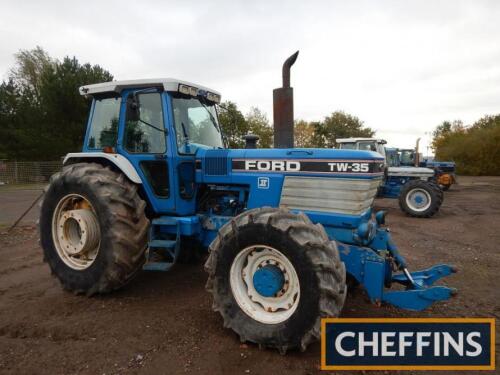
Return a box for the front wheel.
[205,208,346,353]
[399,180,443,218]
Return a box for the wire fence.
[0,160,62,185]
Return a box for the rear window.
[87,97,121,149]
[338,142,356,149]
[358,142,377,152]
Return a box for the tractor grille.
[279,176,382,215]
[204,150,229,176]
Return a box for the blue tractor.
[336,138,444,218]
[39,55,456,353]
[395,147,457,191]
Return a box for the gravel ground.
[0,176,499,374]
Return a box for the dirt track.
[0,177,499,374]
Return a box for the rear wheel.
[205,207,346,353]
[399,180,443,218]
[39,163,149,295]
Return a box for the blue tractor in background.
[39,54,456,353]
[397,148,457,191]
[336,138,444,218]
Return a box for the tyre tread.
[205,207,346,353]
[39,162,148,295]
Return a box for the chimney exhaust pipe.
[273,51,299,148]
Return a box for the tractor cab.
[399,148,418,167]
[75,79,224,216]
[336,137,387,158]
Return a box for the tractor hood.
[425,161,455,167]
[424,160,456,172]
[195,148,385,179]
[387,166,435,178]
[194,148,385,216]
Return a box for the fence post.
[14,160,18,184]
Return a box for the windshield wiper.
[138,119,166,133]
[199,100,221,133]
[180,121,190,143]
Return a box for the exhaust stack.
[415,137,421,166]
[273,51,299,148]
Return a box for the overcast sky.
[1,0,499,153]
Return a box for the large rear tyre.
[398,180,443,218]
[39,163,149,295]
[205,207,346,353]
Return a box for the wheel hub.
[252,264,286,298]
[414,194,424,205]
[57,209,99,256]
[52,194,100,270]
[230,245,300,324]
[406,188,432,211]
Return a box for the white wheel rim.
[406,188,432,212]
[51,194,100,270]
[229,245,300,325]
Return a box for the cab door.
[118,90,176,213]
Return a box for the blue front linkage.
[292,207,457,311]
[332,217,457,311]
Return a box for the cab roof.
[79,78,220,97]
[336,138,387,144]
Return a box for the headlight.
[207,92,221,103]
[178,84,198,96]
[355,221,377,245]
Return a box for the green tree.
[218,101,249,148]
[312,111,374,148]
[246,107,273,148]
[431,120,464,150]
[432,116,500,175]
[9,46,52,101]
[294,119,317,148]
[0,47,113,160]
[470,114,500,130]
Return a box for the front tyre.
[39,163,149,295]
[399,180,443,218]
[205,208,346,353]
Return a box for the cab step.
[143,217,181,272]
[149,239,176,249]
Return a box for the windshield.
[400,150,415,165]
[386,151,400,167]
[171,94,224,154]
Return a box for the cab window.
[124,93,166,153]
[338,142,356,149]
[87,97,121,149]
[358,141,377,152]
